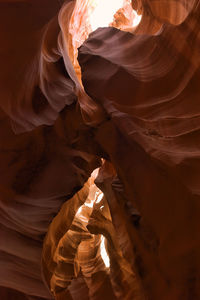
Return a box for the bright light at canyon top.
[90,0,123,31]
[69,0,142,69]
[90,0,141,31]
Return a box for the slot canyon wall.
[0,0,200,299]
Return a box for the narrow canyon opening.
[68,0,141,80]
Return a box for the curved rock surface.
[0,103,100,298]
[78,2,200,298]
[0,1,100,298]
[1,0,200,299]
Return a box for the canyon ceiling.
[0,0,200,299]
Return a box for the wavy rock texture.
[0,1,100,299]
[42,175,144,299]
[1,0,200,299]
[0,103,100,298]
[42,179,115,300]
[78,1,200,298]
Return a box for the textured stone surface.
[1,0,200,299]
[78,2,200,298]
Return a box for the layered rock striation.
[0,0,200,299]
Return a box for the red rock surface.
[0,0,200,299]
[78,1,200,298]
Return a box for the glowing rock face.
[1,1,200,300]
[69,0,93,65]
[69,0,140,72]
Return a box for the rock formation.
[0,0,200,299]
